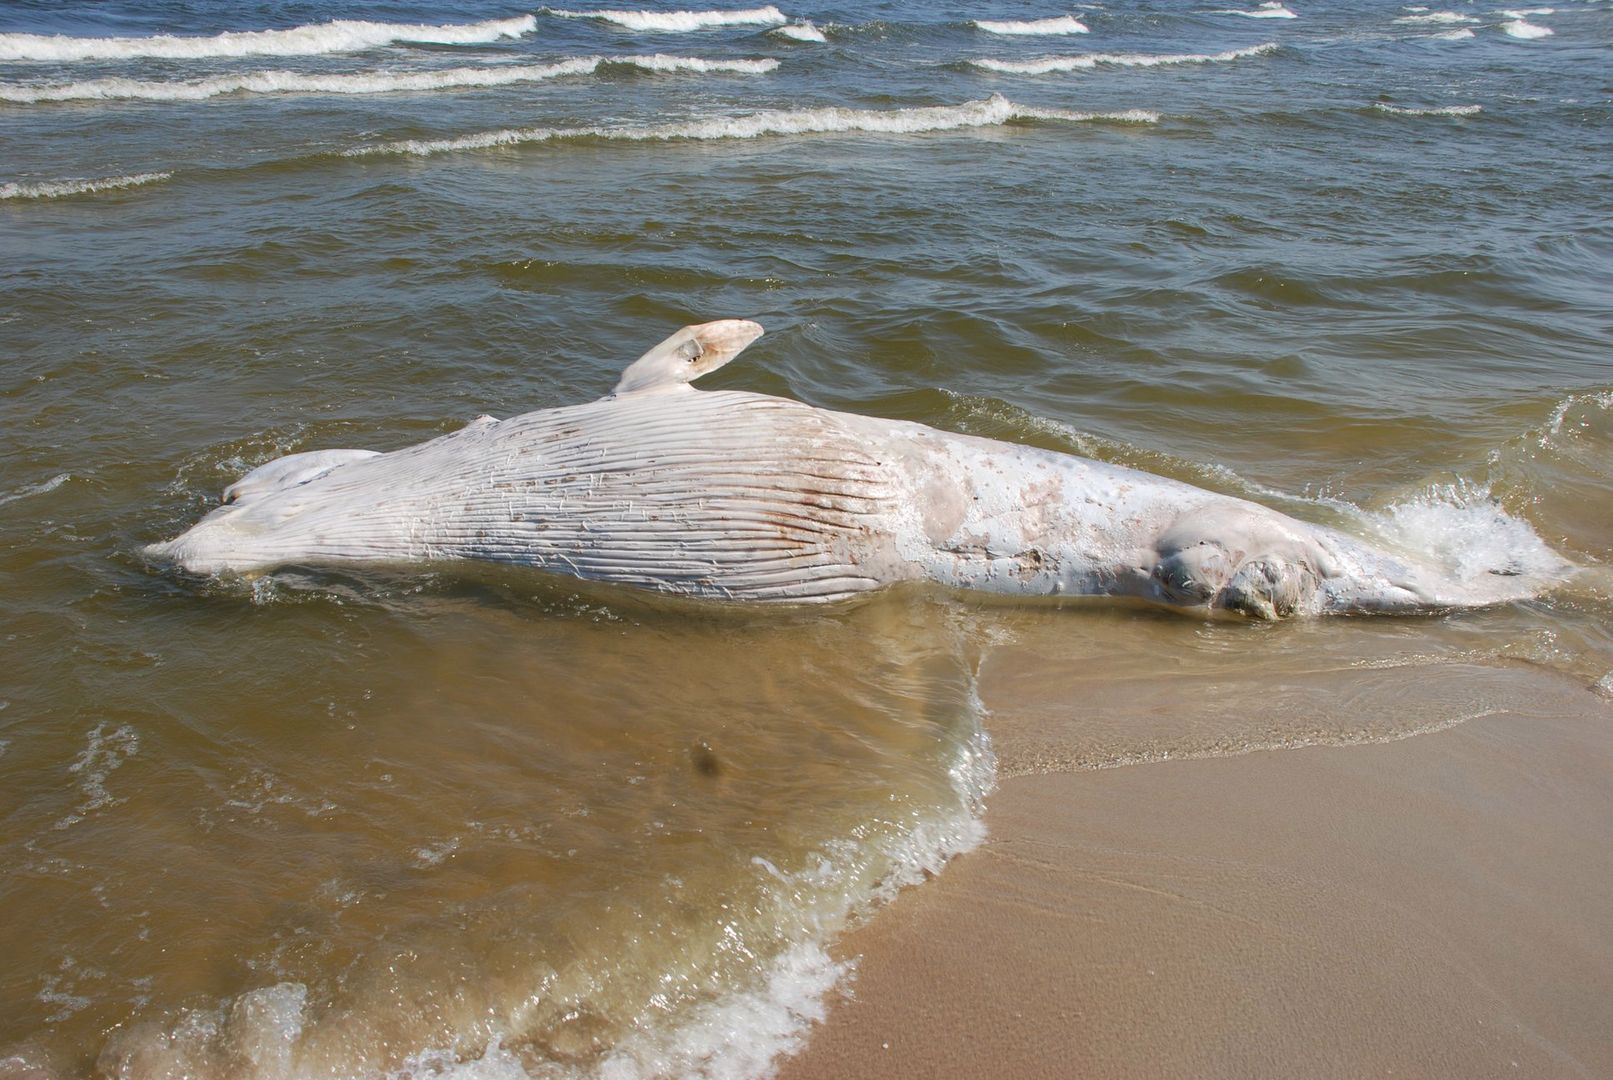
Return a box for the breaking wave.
[972,16,1090,35]
[542,6,788,31]
[1392,10,1478,23]
[1371,102,1483,116]
[1212,2,1298,17]
[0,172,170,199]
[1364,481,1570,585]
[771,20,829,42]
[348,93,1159,157]
[971,42,1276,74]
[1501,17,1554,37]
[0,15,536,63]
[89,698,995,1080]
[0,56,778,104]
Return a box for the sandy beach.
[783,664,1613,1079]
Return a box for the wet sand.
[781,665,1613,1080]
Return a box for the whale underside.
[148,320,1563,618]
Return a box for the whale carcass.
[148,319,1559,618]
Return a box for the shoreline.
[781,665,1613,1079]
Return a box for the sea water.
[2,0,1610,1075]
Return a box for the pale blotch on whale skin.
[147,319,1567,618]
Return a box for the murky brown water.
[4,0,1612,1074]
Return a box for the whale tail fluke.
[610,319,764,397]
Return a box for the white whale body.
[149,320,1560,618]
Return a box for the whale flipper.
[610,319,764,397]
[222,449,383,505]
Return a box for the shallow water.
[2,0,1611,1075]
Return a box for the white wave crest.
[1431,27,1477,38]
[1502,7,1556,14]
[0,172,170,200]
[772,20,828,42]
[0,56,777,104]
[617,53,777,73]
[1213,2,1298,16]
[1393,10,1478,22]
[0,15,535,63]
[972,42,1276,74]
[1501,17,1554,34]
[544,5,787,31]
[973,15,1091,34]
[0,473,70,505]
[1372,102,1482,115]
[1366,482,1569,586]
[350,93,1159,157]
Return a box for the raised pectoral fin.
[610,319,764,396]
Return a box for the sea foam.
[1213,2,1298,17]
[0,172,170,199]
[543,6,788,31]
[1371,102,1483,115]
[0,56,778,104]
[0,15,536,63]
[972,16,1091,35]
[1392,10,1478,22]
[1365,481,1568,585]
[971,43,1276,74]
[349,94,1159,157]
[1501,17,1554,35]
[771,20,829,42]
[91,695,995,1080]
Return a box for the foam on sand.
[971,43,1276,74]
[349,93,1159,157]
[1213,2,1298,17]
[772,20,829,42]
[543,6,788,31]
[0,172,170,200]
[92,705,996,1080]
[972,16,1090,34]
[0,56,779,104]
[0,15,536,63]
[1371,102,1482,115]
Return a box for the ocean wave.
[0,172,170,199]
[1211,2,1298,17]
[972,16,1090,35]
[771,20,828,42]
[93,686,995,1080]
[0,56,778,104]
[1366,481,1569,585]
[971,43,1276,74]
[543,5,788,31]
[1392,10,1478,22]
[1430,27,1477,38]
[0,472,70,505]
[1501,17,1554,35]
[0,15,535,63]
[348,93,1159,157]
[1371,102,1482,115]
